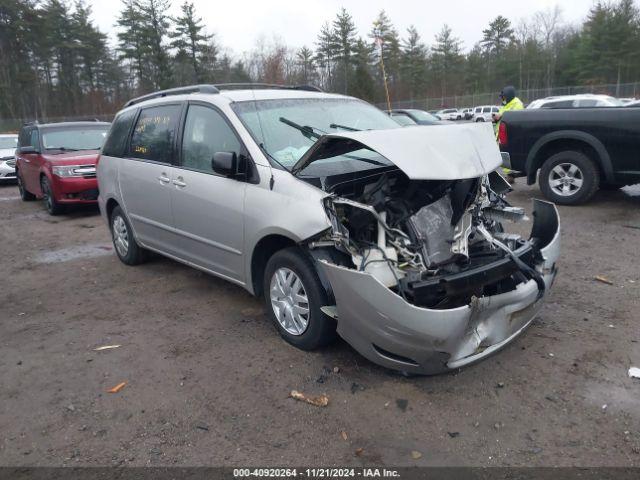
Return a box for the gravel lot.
[1,181,639,467]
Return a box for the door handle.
[158,174,170,184]
[172,177,186,188]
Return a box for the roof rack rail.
[214,83,324,92]
[124,84,220,107]
[123,83,325,108]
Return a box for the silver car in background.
[97,84,560,375]
[0,134,18,181]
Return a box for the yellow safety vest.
[495,97,524,137]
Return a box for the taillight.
[498,122,508,146]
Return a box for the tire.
[475,117,485,122]
[109,206,147,265]
[539,150,600,205]
[263,247,336,350]
[17,170,36,201]
[40,176,65,215]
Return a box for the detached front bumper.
[319,199,560,375]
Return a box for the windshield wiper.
[329,123,361,132]
[279,117,322,140]
[45,147,79,152]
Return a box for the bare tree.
[534,5,563,91]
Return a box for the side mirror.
[19,146,38,154]
[211,151,238,177]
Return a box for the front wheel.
[40,176,65,215]
[110,206,147,265]
[539,151,600,205]
[475,117,485,122]
[263,247,336,350]
[17,170,36,201]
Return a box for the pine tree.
[369,11,402,93]
[331,8,358,94]
[481,15,515,55]
[135,0,173,89]
[316,22,337,91]
[170,1,212,83]
[350,38,376,102]
[431,24,464,100]
[400,26,427,99]
[296,46,316,85]
[116,0,152,92]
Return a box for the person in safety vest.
[493,86,523,182]
[493,85,523,130]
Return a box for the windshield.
[232,98,399,170]
[391,114,416,126]
[407,110,439,122]
[42,127,109,151]
[0,137,17,149]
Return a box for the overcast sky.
[88,0,599,55]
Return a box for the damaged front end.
[300,126,560,374]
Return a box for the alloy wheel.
[112,215,129,257]
[548,163,584,196]
[269,267,310,336]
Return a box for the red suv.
[16,121,111,215]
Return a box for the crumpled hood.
[293,122,502,180]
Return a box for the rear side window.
[492,107,499,112]
[103,110,136,157]
[475,108,481,113]
[482,107,490,113]
[542,100,574,109]
[128,104,181,163]
[181,104,242,173]
[578,99,598,107]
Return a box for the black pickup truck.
[499,107,640,204]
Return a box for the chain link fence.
[382,82,640,110]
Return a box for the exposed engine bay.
[310,168,545,309]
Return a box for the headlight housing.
[52,165,96,177]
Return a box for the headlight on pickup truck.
[52,165,96,177]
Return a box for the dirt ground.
[1,180,639,467]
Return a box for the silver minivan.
[98,84,560,375]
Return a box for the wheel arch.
[249,233,298,296]
[105,197,120,221]
[525,131,614,185]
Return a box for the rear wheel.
[40,176,65,215]
[17,170,36,201]
[475,117,485,122]
[263,247,336,350]
[539,151,600,205]
[110,206,147,265]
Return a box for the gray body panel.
[118,160,183,257]
[170,168,247,282]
